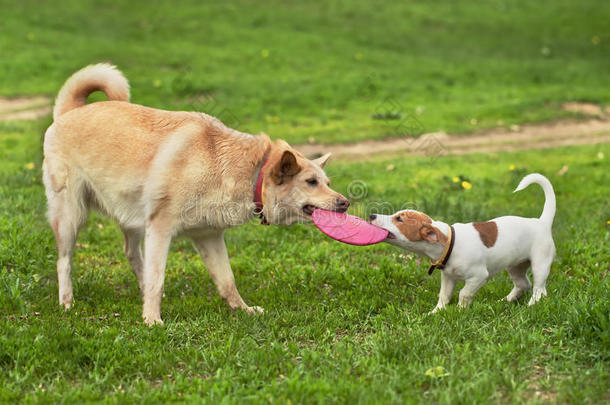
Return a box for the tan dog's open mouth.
[386,231,396,239]
[302,204,318,216]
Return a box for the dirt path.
[296,117,610,160]
[0,96,52,121]
[1,97,608,158]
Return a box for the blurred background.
[1,0,608,144]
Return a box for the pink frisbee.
[312,209,389,246]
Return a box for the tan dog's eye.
[395,216,403,222]
[306,178,318,186]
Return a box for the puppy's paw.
[528,287,547,306]
[244,305,264,315]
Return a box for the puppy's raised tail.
[514,173,556,227]
[53,63,130,120]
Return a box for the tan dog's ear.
[312,153,331,168]
[271,150,301,184]
[420,224,440,243]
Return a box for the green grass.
[1,1,609,401]
[1,117,608,403]
[1,0,609,144]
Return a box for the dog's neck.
[417,220,452,261]
[192,123,272,228]
[252,153,270,224]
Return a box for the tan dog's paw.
[143,315,164,327]
[244,305,264,314]
[59,296,73,310]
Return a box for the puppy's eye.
[306,178,318,186]
[395,216,402,222]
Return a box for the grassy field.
[1,0,609,143]
[0,116,608,402]
[1,0,609,403]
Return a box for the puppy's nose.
[336,198,350,213]
[369,214,377,221]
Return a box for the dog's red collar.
[428,225,455,275]
[253,156,269,225]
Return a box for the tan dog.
[43,64,349,325]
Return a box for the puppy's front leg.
[430,272,457,314]
[142,224,172,326]
[192,231,263,314]
[458,272,487,309]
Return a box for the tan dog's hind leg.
[47,192,87,309]
[122,227,145,293]
[44,158,88,310]
[192,231,264,314]
[141,224,172,326]
[51,205,80,310]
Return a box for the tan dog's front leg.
[192,231,263,314]
[142,225,172,326]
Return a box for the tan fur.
[43,64,349,325]
[53,63,130,119]
[473,221,498,248]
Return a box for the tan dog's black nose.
[336,198,350,213]
[369,214,376,221]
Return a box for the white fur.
[371,173,556,312]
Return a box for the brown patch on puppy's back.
[473,221,498,247]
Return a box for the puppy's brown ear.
[420,224,440,243]
[312,152,331,168]
[271,150,301,184]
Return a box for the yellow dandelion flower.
[152,79,162,88]
[607,220,610,225]
[592,36,600,45]
[261,49,270,58]
[461,181,472,190]
[425,366,450,378]
[509,164,515,171]
[452,176,459,183]
[26,162,35,170]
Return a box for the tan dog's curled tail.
[514,173,556,228]
[53,63,130,120]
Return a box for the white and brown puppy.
[43,64,350,325]
[370,174,556,312]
